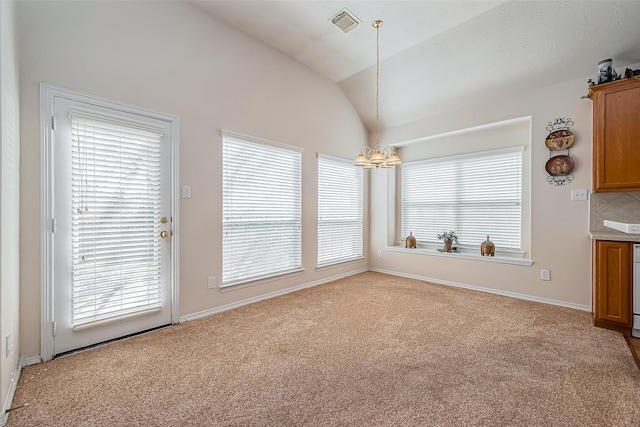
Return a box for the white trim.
[316,256,366,271]
[316,152,352,163]
[386,246,533,266]
[39,83,181,361]
[221,129,303,153]
[392,116,532,148]
[170,115,181,326]
[0,364,17,426]
[370,268,591,312]
[401,145,525,168]
[20,356,42,367]
[40,84,55,362]
[220,269,305,292]
[180,268,368,322]
[67,107,166,135]
[0,356,40,426]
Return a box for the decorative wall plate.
[545,155,575,176]
[545,129,575,150]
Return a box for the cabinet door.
[591,78,640,192]
[594,240,632,327]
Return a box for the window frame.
[400,146,525,257]
[221,130,303,288]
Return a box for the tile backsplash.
[590,192,640,232]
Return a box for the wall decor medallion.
[545,118,575,186]
[545,155,575,176]
[545,129,574,151]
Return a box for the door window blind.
[222,132,302,286]
[70,114,164,328]
[401,147,523,250]
[317,155,363,267]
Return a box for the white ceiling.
[192,1,640,131]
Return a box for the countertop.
[589,231,640,242]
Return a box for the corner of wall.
[1,0,21,416]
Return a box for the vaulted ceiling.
[192,1,640,131]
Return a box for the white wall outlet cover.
[540,269,551,281]
[570,189,588,201]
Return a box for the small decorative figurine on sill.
[405,231,417,249]
[481,235,495,256]
[437,231,458,252]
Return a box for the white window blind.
[317,155,364,267]
[222,132,302,286]
[401,147,523,250]
[70,113,164,328]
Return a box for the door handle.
[160,230,169,239]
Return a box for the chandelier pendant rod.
[374,19,381,148]
[353,19,400,169]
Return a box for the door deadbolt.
[160,216,168,224]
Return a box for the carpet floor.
[7,272,640,426]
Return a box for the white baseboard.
[0,356,40,426]
[181,268,368,322]
[370,268,591,312]
[20,356,42,367]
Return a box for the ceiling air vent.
[331,8,360,33]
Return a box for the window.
[401,147,523,252]
[222,131,302,286]
[317,154,364,267]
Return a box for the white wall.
[17,1,368,358]
[370,76,593,309]
[0,0,21,416]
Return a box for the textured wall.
[0,0,21,414]
[17,1,368,358]
[370,75,594,310]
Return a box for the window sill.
[386,246,533,266]
[316,256,365,271]
[220,268,305,292]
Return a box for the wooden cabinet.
[593,240,633,333]
[590,77,640,192]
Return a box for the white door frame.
[39,83,181,361]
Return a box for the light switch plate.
[181,185,192,199]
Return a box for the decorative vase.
[481,235,495,256]
[405,232,416,249]
[443,238,453,252]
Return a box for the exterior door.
[50,95,174,355]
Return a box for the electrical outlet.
[181,185,192,199]
[377,250,382,257]
[571,189,588,201]
[207,276,216,289]
[540,269,551,281]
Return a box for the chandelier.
[354,20,400,169]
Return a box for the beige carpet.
[8,272,640,426]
